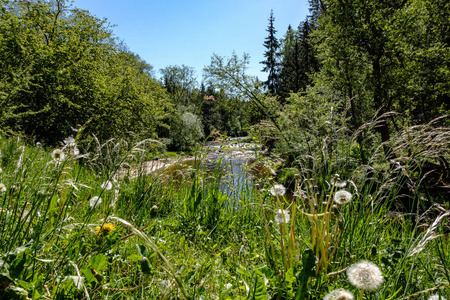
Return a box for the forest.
[0,0,449,299]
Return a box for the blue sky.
[72,0,310,82]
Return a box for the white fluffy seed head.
[101,180,113,190]
[323,289,354,300]
[334,190,352,205]
[274,209,290,225]
[331,177,347,188]
[52,149,66,161]
[428,295,447,300]
[347,260,383,291]
[89,196,102,208]
[269,184,286,197]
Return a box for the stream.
[203,137,259,200]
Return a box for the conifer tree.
[278,20,318,100]
[260,10,281,95]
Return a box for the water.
[203,138,258,201]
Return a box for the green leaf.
[294,248,316,300]
[285,266,295,295]
[0,258,12,283]
[89,254,108,272]
[136,244,148,257]
[247,274,267,300]
[127,254,143,262]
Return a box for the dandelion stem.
[358,289,365,300]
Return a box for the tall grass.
[0,125,449,299]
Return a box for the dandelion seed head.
[63,137,76,147]
[347,260,383,290]
[331,177,347,188]
[101,180,113,190]
[428,295,447,300]
[51,149,65,162]
[89,196,102,208]
[269,184,286,197]
[274,209,290,225]
[334,190,352,205]
[71,147,80,156]
[324,289,354,300]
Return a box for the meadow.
[0,130,449,300]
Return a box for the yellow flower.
[95,223,116,237]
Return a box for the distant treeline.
[1,0,449,156]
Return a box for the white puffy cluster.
[274,209,290,225]
[347,260,383,291]
[89,196,102,209]
[428,295,447,300]
[269,184,286,197]
[101,180,113,191]
[334,190,352,205]
[323,289,354,300]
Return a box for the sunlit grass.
[0,134,448,299]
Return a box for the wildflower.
[101,180,113,190]
[429,295,447,300]
[224,283,233,290]
[0,183,6,192]
[89,196,102,208]
[95,222,116,237]
[274,209,290,225]
[347,260,383,291]
[324,289,354,300]
[334,190,352,205]
[0,167,2,173]
[269,184,286,197]
[51,149,66,162]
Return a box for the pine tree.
[260,10,281,95]
[278,19,319,100]
[297,19,319,89]
[278,25,301,100]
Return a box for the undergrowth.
[0,127,448,299]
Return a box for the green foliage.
[0,0,171,145]
[0,134,449,299]
[278,20,319,101]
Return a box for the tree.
[204,52,294,150]
[310,0,450,160]
[160,65,197,106]
[0,0,171,144]
[260,10,281,95]
[278,20,319,100]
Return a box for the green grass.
[0,135,449,300]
